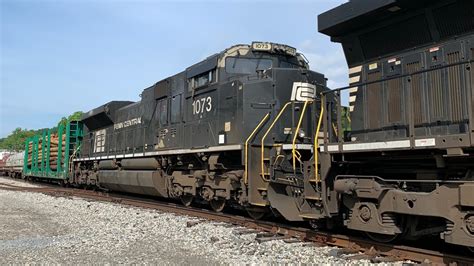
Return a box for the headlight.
[298,129,306,138]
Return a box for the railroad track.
[0,178,472,265]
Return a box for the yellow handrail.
[313,95,325,182]
[260,102,292,178]
[332,122,338,137]
[292,100,310,171]
[244,113,270,185]
[273,154,285,166]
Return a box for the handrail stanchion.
[244,113,270,185]
[260,102,292,179]
[292,100,310,173]
[314,94,325,183]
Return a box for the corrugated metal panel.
[427,66,446,120]
[349,34,472,144]
[471,48,474,129]
[387,77,402,123]
[359,15,432,60]
[406,61,423,124]
[366,70,383,129]
[432,1,474,39]
[446,51,463,122]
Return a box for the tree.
[0,111,83,151]
[57,117,68,128]
[68,111,83,121]
[0,128,37,151]
[57,111,83,128]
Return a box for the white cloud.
[303,50,348,88]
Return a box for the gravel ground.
[0,180,402,264]
[0,176,41,188]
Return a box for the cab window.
[225,57,272,74]
[280,61,302,69]
[188,69,216,91]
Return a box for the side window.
[155,98,168,127]
[188,69,216,91]
[171,94,181,124]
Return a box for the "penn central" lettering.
[114,117,142,130]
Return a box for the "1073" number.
[192,96,212,115]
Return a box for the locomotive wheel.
[209,198,226,212]
[180,194,194,207]
[246,206,268,220]
[308,219,326,230]
[365,232,399,243]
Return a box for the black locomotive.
[75,42,328,217]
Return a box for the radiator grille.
[386,77,402,123]
[367,71,382,129]
[433,1,474,39]
[428,65,445,120]
[406,61,423,124]
[446,51,463,122]
[359,15,432,60]
[471,49,474,116]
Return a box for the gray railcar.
[316,0,474,248]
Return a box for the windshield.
[280,61,303,69]
[225,57,272,74]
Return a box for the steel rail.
[0,180,471,265]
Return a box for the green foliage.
[57,117,68,128]
[57,111,83,128]
[0,128,39,151]
[341,106,351,132]
[68,111,83,121]
[0,111,83,151]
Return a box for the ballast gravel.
[0,183,399,264]
[0,176,41,188]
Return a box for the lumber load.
[26,132,68,170]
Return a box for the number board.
[252,42,272,51]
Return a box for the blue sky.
[1,0,347,138]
